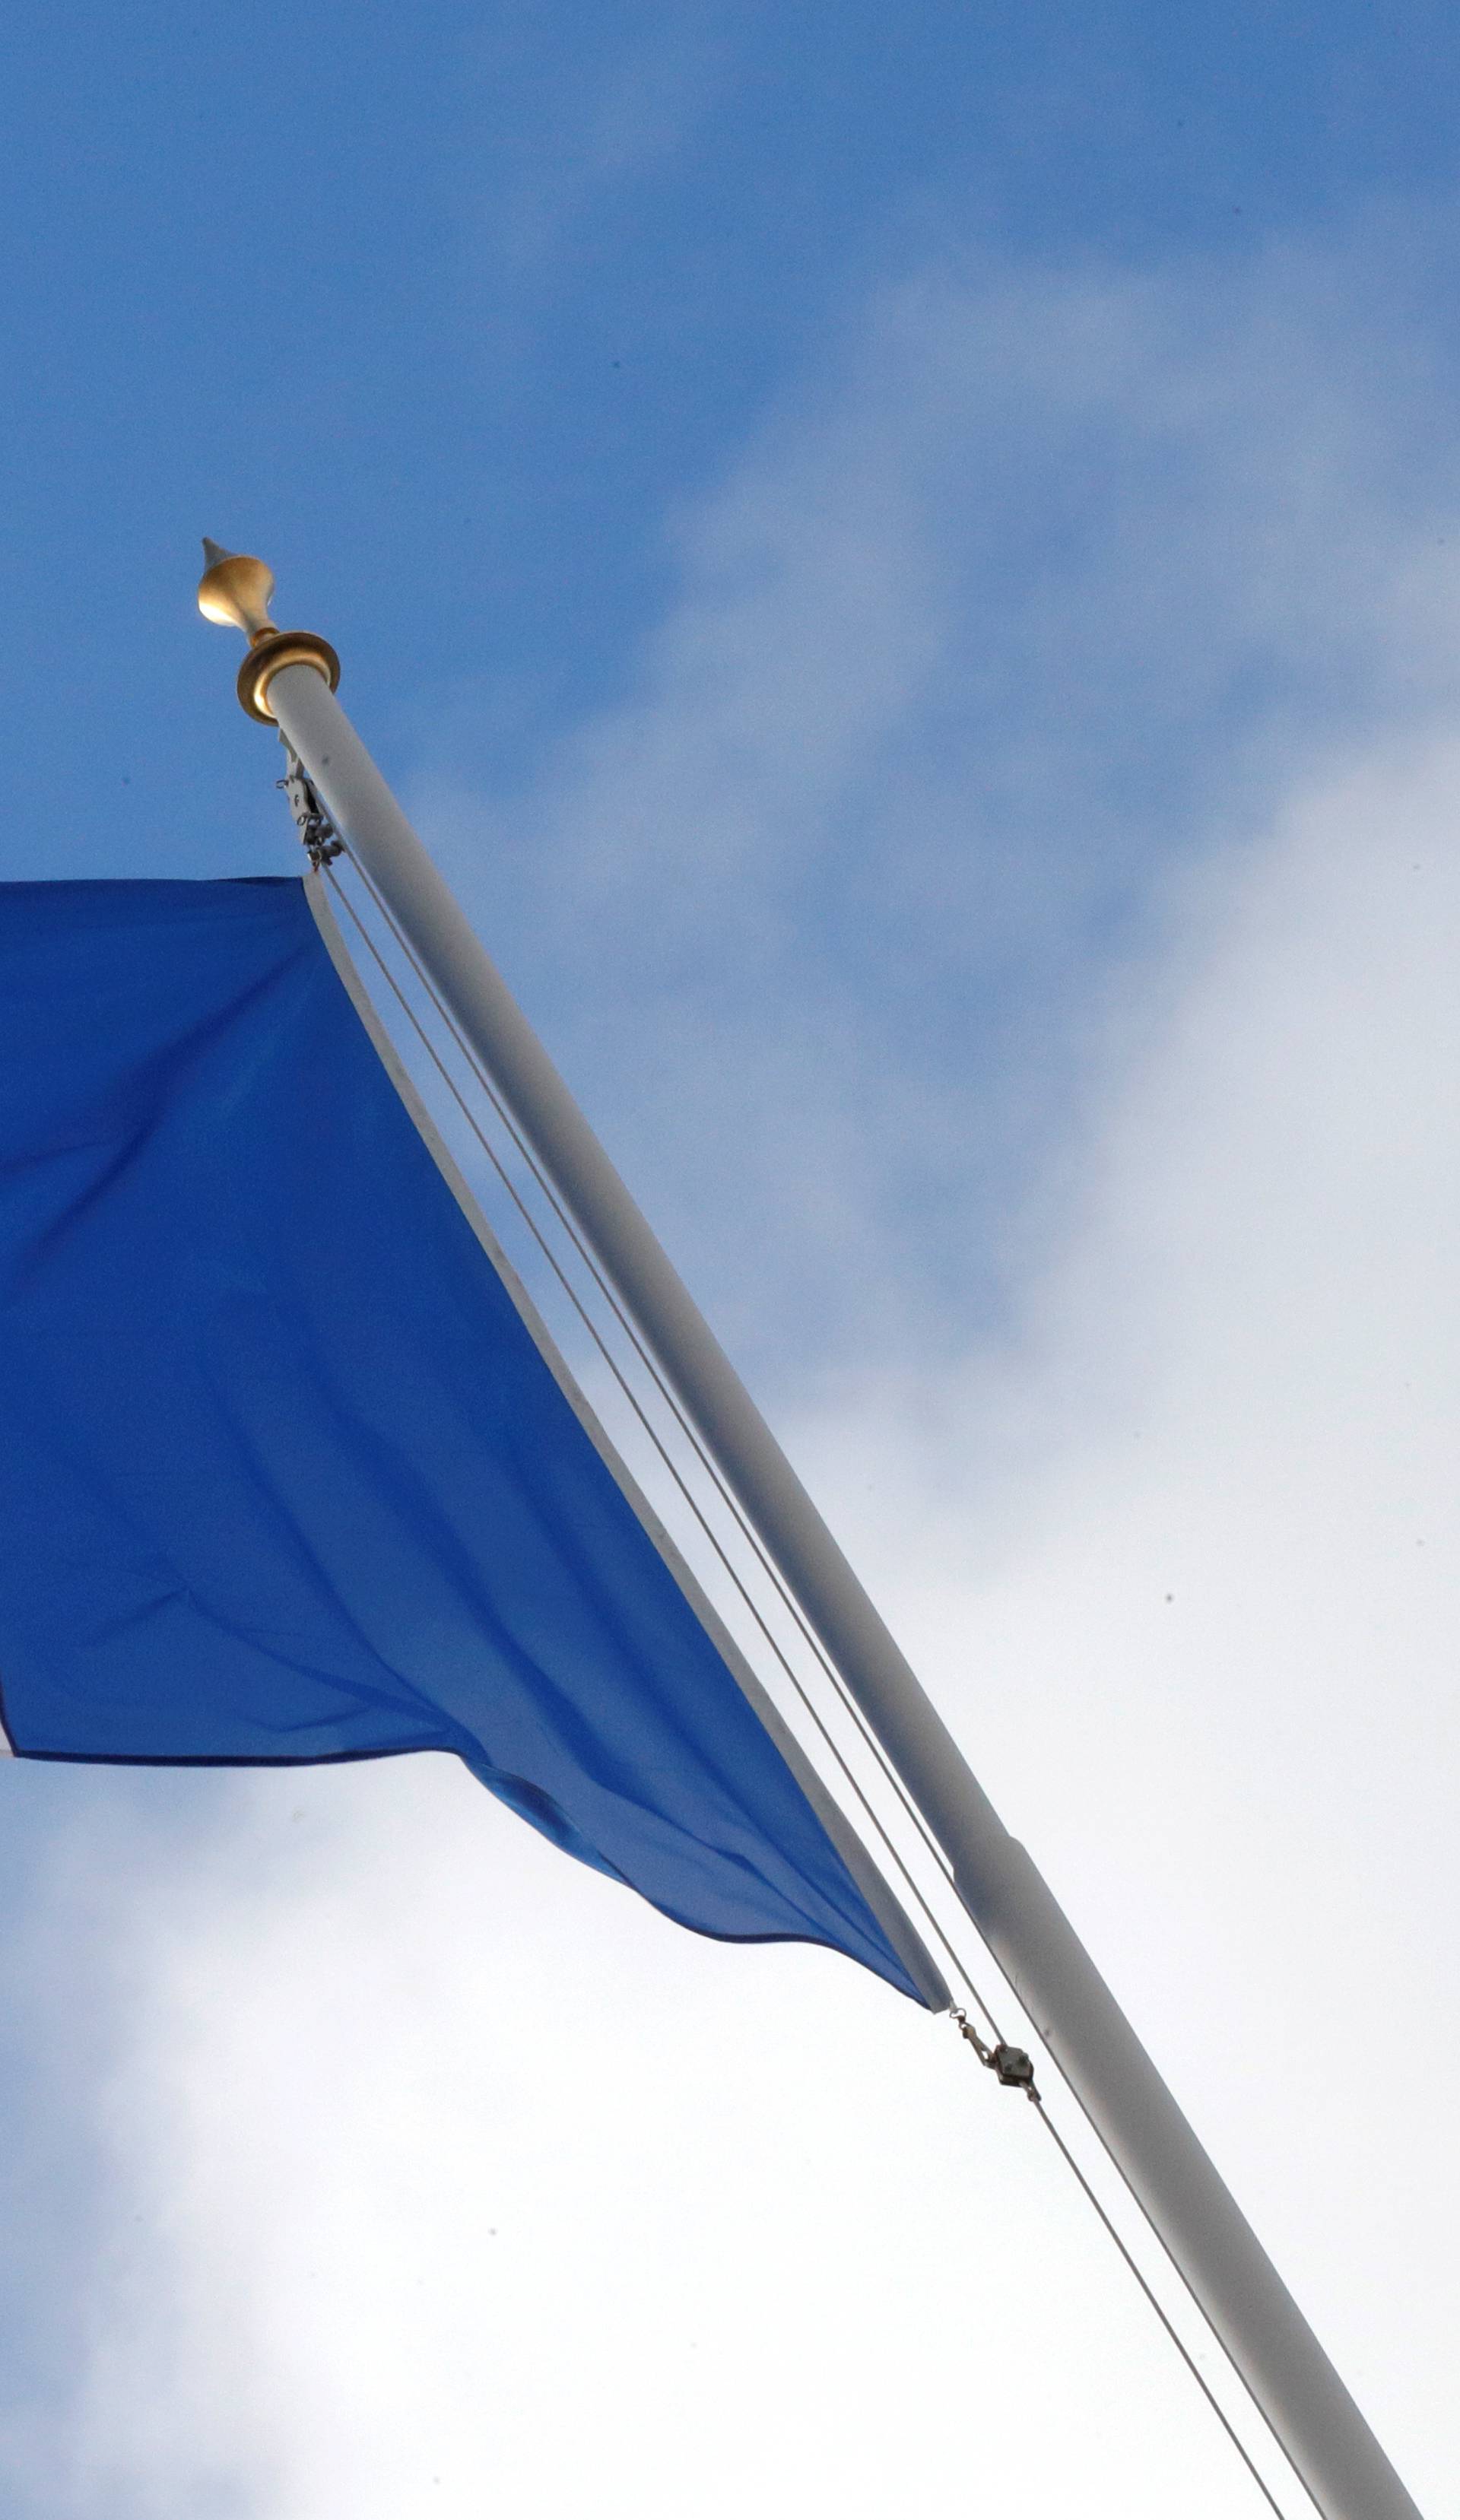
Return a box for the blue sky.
[2,9,1458,2515]
[8,0,1460,870]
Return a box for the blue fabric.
[0,878,922,2001]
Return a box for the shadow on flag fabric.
[0,877,939,2005]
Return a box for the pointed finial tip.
[201,536,232,569]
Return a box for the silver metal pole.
[198,550,1423,2520]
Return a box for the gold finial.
[196,540,341,722]
[197,541,278,640]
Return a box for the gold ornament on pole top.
[196,540,341,723]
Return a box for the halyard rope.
[319,856,997,2028]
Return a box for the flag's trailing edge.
[0,877,945,2007]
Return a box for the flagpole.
[198,547,1424,2520]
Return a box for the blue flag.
[0,877,935,2004]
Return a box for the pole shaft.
[269,660,1423,2520]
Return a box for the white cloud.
[807,728,1460,2513]
[10,215,1460,2517]
[416,211,1460,1375]
[62,1759,1287,2520]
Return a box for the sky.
[0,6,1457,2515]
